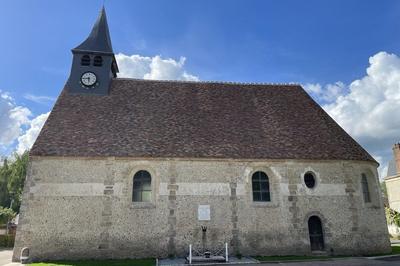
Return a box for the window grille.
[132,170,152,202]
[252,171,270,202]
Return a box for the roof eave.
[71,48,114,56]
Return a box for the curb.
[259,254,400,264]
[158,257,258,266]
[366,254,400,260]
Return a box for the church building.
[13,7,390,262]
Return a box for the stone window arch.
[132,170,152,202]
[252,171,270,202]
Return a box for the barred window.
[252,171,270,202]
[361,174,371,203]
[132,170,152,202]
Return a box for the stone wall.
[13,157,391,261]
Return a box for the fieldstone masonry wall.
[229,181,239,254]
[13,157,390,261]
[167,164,178,256]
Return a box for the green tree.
[7,152,29,212]
[0,159,11,208]
[0,206,16,224]
[386,207,400,227]
[0,151,29,213]
[380,181,388,198]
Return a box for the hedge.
[0,234,15,247]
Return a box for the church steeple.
[67,6,119,95]
[73,7,114,54]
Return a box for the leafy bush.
[0,234,15,247]
[386,207,400,227]
[0,206,16,224]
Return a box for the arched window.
[361,174,371,203]
[93,55,103,66]
[252,171,270,202]
[81,55,90,66]
[308,216,324,251]
[132,170,152,202]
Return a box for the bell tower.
[67,7,119,95]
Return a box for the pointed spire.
[73,6,114,54]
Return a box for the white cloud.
[0,90,49,155]
[24,94,55,105]
[304,82,346,103]
[16,112,49,154]
[3,52,198,154]
[3,51,398,180]
[115,53,199,81]
[0,91,31,148]
[305,52,400,178]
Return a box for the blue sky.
[1,0,399,176]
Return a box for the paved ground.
[160,256,258,265]
[240,257,400,266]
[0,249,12,266]
[158,255,400,265]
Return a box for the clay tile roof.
[30,78,375,162]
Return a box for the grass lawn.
[392,245,400,254]
[254,255,331,262]
[29,258,155,266]
[27,246,400,265]
[256,246,400,262]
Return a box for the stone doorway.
[308,215,325,251]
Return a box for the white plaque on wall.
[198,205,211,221]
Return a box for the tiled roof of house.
[30,78,375,162]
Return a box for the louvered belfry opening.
[81,55,90,66]
[94,55,103,66]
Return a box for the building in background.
[385,143,400,238]
[386,143,400,212]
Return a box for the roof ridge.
[114,77,300,86]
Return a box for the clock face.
[81,72,97,87]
